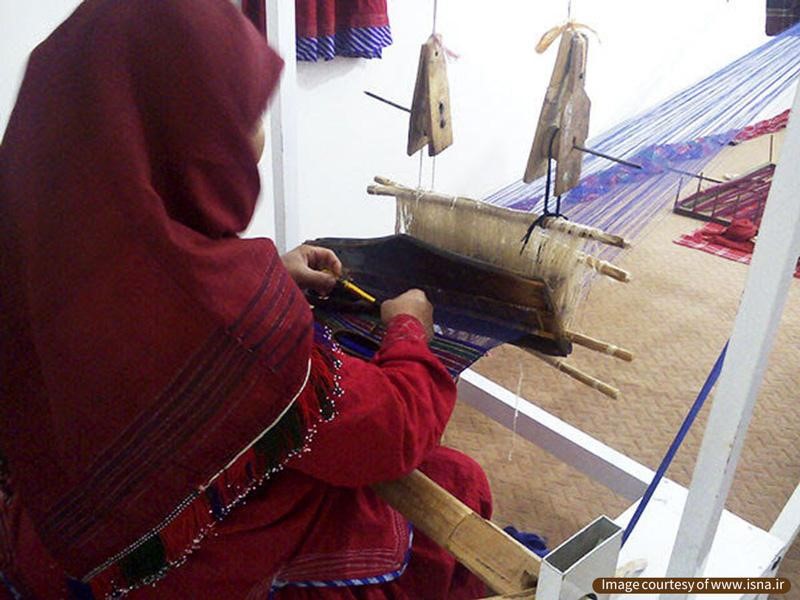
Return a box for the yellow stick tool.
[339,278,378,304]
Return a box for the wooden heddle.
[524,25,591,194]
[367,176,634,399]
[408,35,453,157]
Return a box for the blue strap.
[621,342,729,547]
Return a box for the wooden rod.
[576,252,631,283]
[373,470,540,595]
[565,330,634,361]
[374,175,399,186]
[526,349,620,399]
[541,217,630,249]
[368,179,630,249]
[371,182,630,284]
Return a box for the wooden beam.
[373,470,540,595]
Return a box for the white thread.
[432,0,438,35]
[507,361,524,461]
[417,151,424,189]
[431,155,437,190]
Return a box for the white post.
[664,81,800,590]
[266,0,300,253]
[771,483,800,547]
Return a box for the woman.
[0,0,491,598]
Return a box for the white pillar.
[266,0,299,253]
[664,80,800,592]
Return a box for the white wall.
[271,0,769,244]
[2,1,771,246]
[0,1,82,134]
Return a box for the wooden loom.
[346,19,624,598]
[367,176,633,400]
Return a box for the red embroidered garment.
[0,0,490,597]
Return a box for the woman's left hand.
[281,244,342,295]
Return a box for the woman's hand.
[281,244,342,295]
[381,289,434,340]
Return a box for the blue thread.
[621,342,728,546]
[503,526,549,557]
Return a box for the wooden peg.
[408,35,453,157]
[526,349,620,399]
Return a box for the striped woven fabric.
[297,25,392,61]
[767,0,800,35]
[314,310,489,379]
[673,222,800,278]
[733,109,790,142]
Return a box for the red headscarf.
[0,0,330,593]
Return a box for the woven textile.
[673,222,800,277]
[296,0,392,61]
[314,309,489,379]
[767,0,800,35]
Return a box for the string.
[507,360,525,461]
[431,156,437,190]
[432,0,438,35]
[621,342,729,546]
[567,0,573,20]
[417,150,424,190]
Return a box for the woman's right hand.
[380,289,434,340]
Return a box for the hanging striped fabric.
[767,0,800,35]
[296,0,393,61]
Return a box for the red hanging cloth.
[296,0,393,61]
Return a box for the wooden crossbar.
[373,470,541,595]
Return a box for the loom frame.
[264,3,800,596]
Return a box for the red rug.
[673,222,800,278]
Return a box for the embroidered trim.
[270,526,414,592]
[296,25,393,61]
[80,329,344,599]
[80,358,312,583]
